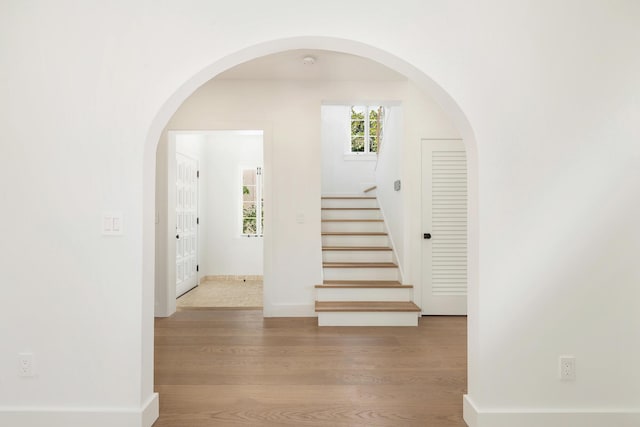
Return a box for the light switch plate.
[102,212,123,236]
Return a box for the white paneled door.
[421,139,468,315]
[176,152,199,297]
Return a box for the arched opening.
[142,36,479,421]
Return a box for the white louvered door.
[176,152,199,297]
[421,139,467,315]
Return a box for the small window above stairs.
[316,195,420,326]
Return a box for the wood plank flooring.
[154,309,467,427]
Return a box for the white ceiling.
[215,49,407,81]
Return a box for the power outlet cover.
[18,353,35,377]
[559,356,576,381]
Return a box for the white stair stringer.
[316,195,420,326]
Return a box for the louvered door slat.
[432,149,467,296]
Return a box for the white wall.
[1,2,639,427]
[321,105,376,194]
[155,78,450,319]
[373,105,406,273]
[200,131,263,276]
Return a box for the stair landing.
[316,301,420,326]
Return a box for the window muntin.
[350,105,384,154]
[241,167,263,236]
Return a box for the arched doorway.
[142,36,479,420]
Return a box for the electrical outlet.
[18,353,35,377]
[559,356,575,381]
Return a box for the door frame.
[158,126,273,317]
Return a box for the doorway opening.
[143,36,479,426]
[159,130,265,311]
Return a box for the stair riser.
[322,250,394,263]
[322,209,382,220]
[316,287,412,302]
[321,222,385,233]
[318,312,419,327]
[323,267,399,281]
[322,235,389,247]
[321,199,378,209]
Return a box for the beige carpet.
[177,279,263,308]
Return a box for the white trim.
[463,395,479,427]
[463,395,640,427]
[163,133,178,317]
[141,393,160,427]
[0,393,159,427]
[322,100,402,107]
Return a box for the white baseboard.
[201,275,263,282]
[463,395,479,427]
[142,393,159,427]
[463,395,640,427]
[0,393,159,427]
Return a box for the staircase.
[315,193,421,326]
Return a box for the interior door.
[421,139,467,315]
[176,152,199,297]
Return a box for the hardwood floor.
[154,309,467,427]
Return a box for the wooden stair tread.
[324,280,403,285]
[316,280,412,288]
[321,207,380,210]
[322,246,392,251]
[321,196,376,199]
[322,232,387,236]
[323,262,397,268]
[315,301,421,312]
[322,219,383,222]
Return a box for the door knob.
[176,234,180,239]
[423,233,431,239]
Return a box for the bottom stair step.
[316,301,420,327]
[315,301,421,312]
